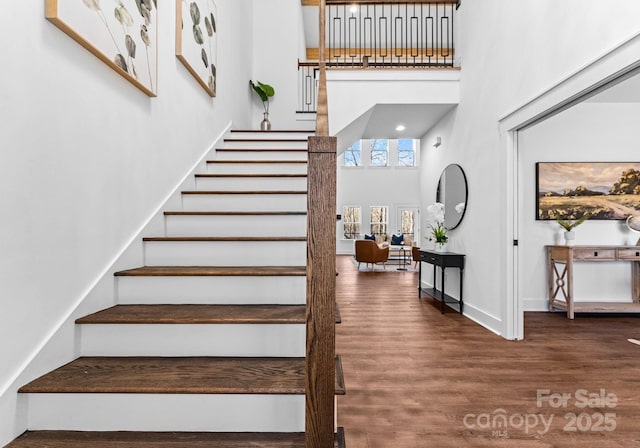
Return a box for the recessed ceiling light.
[395,124,406,131]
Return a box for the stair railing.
[297,61,319,114]
[306,0,337,446]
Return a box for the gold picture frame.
[176,0,217,97]
[45,0,158,97]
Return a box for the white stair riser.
[117,276,306,304]
[206,162,307,175]
[214,151,307,162]
[165,214,306,237]
[229,132,313,140]
[144,241,306,266]
[181,194,307,212]
[195,176,307,191]
[80,324,305,357]
[25,394,304,432]
[222,140,308,150]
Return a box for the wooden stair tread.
[142,236,307,242]
[76,304,342,325]
[181,190,307,195]
[18,357,346,395]
[6,428,345,447]
[195,173,307,178]
[76,304,307,324]
[114,266,307,277]
[164,211,307,216]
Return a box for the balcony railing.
[299,2,459,113]
[326,2,457,68]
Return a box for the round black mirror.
[436,164,468,230]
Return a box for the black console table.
[418,249,465,314]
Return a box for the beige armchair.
[354,239,389,270]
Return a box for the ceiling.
[360,104,456,139]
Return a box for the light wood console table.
[547,245,640,319]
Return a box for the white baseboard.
[462,303,503,336]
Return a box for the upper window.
[398,138,416,167]
[370,206,388,236]
[343,140,361,166]
[342,206,361,239]
[370,139,388,167]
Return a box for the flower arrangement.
[426,202,448,244]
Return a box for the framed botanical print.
[176,0,218,97]
[45,0,158,97]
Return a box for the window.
[343,140,361,166]
[400,209,416,238]
[370,139,388,167]
[398,138,416,167]
[370,206,388,236]
[343,206,361,239]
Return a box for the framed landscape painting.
[176,0,218,97]
[536,162,640,220]
[45,0,158,97]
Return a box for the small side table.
[418,249,465,314]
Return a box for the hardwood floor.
[335,255,640,447]
[7,429,346,447]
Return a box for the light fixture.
[350,5,358,14]
[433,136,442,148]
[395,124,406,132]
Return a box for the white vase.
[564,231,575,246]
[434,242,448,252]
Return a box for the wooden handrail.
[315,0,329,137]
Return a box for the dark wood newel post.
[306,0,336,445]
[305,135,336,448]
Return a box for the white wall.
[519,102,640,310]
[251,0,310,130]
[327,70,460,152]
[420,1,640,335]
[0,1,253,443]
[337,140,421,254]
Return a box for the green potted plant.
[249,80,275,131]
[426,202,448,251]
[556,213,590,245]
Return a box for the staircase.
[6,130,345,447]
